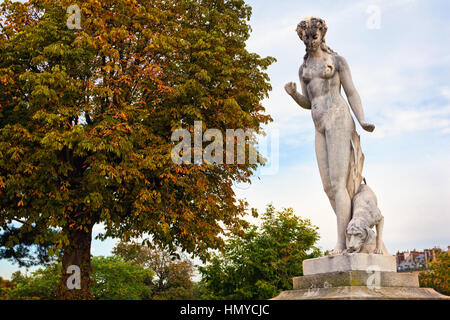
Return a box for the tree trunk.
[56,224,94,300]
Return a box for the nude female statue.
[285,17,375,255]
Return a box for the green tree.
[4,256,154,300]
[198,205,322,300]
[0,0,274,299]
[419,252,449,296]
[6,266,60,300]
[90,256,153,300]
[113,241,195,300]
[0,225,58,267]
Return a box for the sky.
[238,0,450,253]
[1,0,449,279]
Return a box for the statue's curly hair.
[296,17,336,61]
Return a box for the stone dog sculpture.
[285,17,381,255]
[345,183,389,255]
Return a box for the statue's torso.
[300,53,353,132]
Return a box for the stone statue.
[273,16,449,300]
[285,17,376,255]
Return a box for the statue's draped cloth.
[347,131,364,200]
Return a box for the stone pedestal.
[293,270,419,289]
[272,253,449,300]
[302,253,396,275]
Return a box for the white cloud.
[373,105,450,138]
[440,86,450,100]
[93,223,106,234]
[442,127,450,135]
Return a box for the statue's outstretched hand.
[284,82,297,96]
[361,122,375,132]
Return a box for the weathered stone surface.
[285,17,380,255]
[303,253,396,275]
[293,271,419,290]
[272,258,449,300]
[272,287,450,300]
[278,16,448,301]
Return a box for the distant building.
[395,246,448,272]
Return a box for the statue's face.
[346,232,366,253]
[346,219,368,253]
[300,28,322,52]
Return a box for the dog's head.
[346,218,373,253]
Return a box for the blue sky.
[1,0,450,279]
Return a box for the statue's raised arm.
[285,76,311,110]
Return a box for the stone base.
[293,271,419,289]
[271,255,450,300]
[303,253,396,275]
[273,286,449,300]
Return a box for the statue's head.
[296,17,328,52]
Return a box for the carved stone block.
[302,253,396,276]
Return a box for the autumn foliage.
[113,241,195,300]
[419,252,450,296]
[0,277,15,299]
[0,0,274,299]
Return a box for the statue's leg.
[325,126,352,255]
[315,130,336,212]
